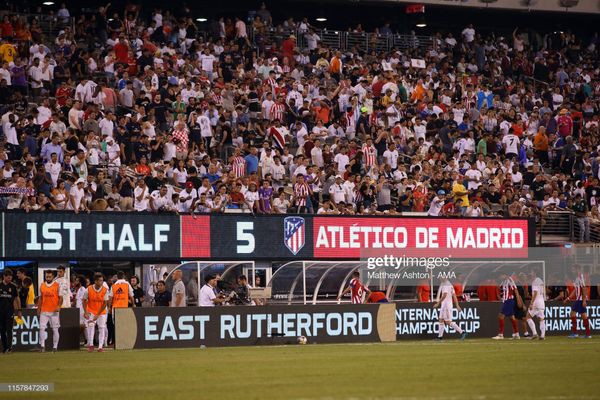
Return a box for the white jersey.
[437,280,454,308]
[502,134,519,154]
[54,276,71,307]
[75,286,86,309]
[531,277,545,308]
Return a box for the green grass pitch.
[1,337,599,400]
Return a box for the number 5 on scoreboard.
[236,222,255,253]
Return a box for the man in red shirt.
[417,279,430,302]
[557,108,573,138]
[114,35,129,64]
[281,35,295,66]
[55,81,72,107]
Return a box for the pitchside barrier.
[110,301,600,350]
[11,308,80,351]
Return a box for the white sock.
[86,324,95,347]
[450,322,463,334]
[39,327,47,348]
[98,327,106,349]
[527,319,538,336]
[539,320,545,338]
[52,328,60,349]
[438,322,445,338]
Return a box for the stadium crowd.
[0,3,598,237]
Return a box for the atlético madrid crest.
[284,216,305,255]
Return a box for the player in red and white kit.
[338,271,370,304]
[525,269,546,340]
[565,264,591,338]
[492,273,523,340]
[433,278,467,341]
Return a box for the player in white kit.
[525,269,546,340]
[433,278,468,341]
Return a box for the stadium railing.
[538,210,574,244]
[248,26,435,53]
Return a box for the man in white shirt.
[133,179,150,211]
[329,176,346,204]
[383,143,399,170]
[413,117,426,141]
[99,111,115,138]
[28,58,44,94]
[55,265,71,308]
[433,278,467,340]
[37,99,52,125]
[150,185,175,212]
[0,61,11,85]
[67,178,87,213]
[45,152,62,187]
[170,270,187,307]
[334,147,350,174]
[462,24,475,43]
[178,182,198,213]
[525,269,546,340]
[464,164,482,191]
[502,130,520,158]
[311,139,324,168]
[428,190,446,216]
[199,275,225,306]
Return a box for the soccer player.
[37,269,62,352]
[525,269,546,340]
[55,265,71,308]
[338,271,370,304]
[565,264,591,338]
[83,273,109,352]
[433,278,467,341]
[492,273,522,340]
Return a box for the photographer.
[232,275,253,306]
[199,275,226,307]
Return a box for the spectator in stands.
[0,4,595,231]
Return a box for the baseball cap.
[437,190,445,195]
[185,182,194,188]
[75,178,85,185]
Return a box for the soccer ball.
[297,336,308,345]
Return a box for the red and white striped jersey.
[293,182,309,207]
[362,144,377,167]
[463,92,476,111]
[211,93,222,106]
[500,277,517,301]
[231,156,246,178]
[270,103,286,122]
[350,278,366,304]
[264,77,276,94]
[369,112,379,127]
[344,111,356,132]
[574,273,586,301]
[172,129,189,153]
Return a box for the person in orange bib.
[83,273,109,352]
[109,270,134,312]
[37,270,62,352]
